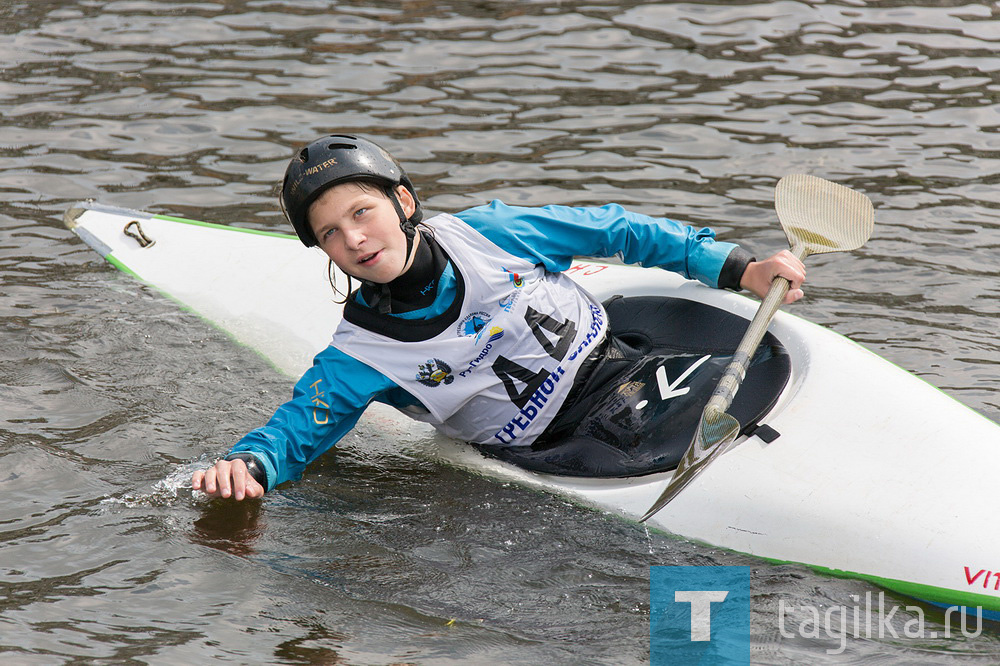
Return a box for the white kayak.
[64,201,1000,617]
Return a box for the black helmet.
[280,134,423,247]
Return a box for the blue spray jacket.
[227,201,750,490]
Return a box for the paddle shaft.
[704,244,808,416]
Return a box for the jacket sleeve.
[226,344,403,491]
[454,200,753,290]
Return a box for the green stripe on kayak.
[106,254,140,279]
[152,213,296,240]
[767,557,1000,613]
[842,571,1000,614]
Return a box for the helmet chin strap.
[390,192,418,264]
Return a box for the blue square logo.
[650,566,752,665]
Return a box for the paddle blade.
[776,174,874,256]
[639,408,740,522]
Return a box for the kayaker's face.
[308,182,417,283]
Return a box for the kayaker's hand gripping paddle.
[640,174,875,522]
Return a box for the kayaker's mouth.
[358,250,381,265]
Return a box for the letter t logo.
[674,590,729,641]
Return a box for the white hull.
[65,202,1000,614]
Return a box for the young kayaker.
[192,134,805,500]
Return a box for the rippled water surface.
[2,1,999,663]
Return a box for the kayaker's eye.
[322,227,337,240]
[354,207,368,218]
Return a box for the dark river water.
[2,1,999,663]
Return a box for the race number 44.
[492,306,577,408]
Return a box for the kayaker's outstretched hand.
[192,459,264,501]
[740,250,806,304]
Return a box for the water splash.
[100,460,208,509]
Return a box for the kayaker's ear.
[395,185,416,220]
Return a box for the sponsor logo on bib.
[502,267,524,288]
[477,326,504,345]
[416,358,454,387]
[457,311,492,337]
[498,293,518,312]
[459,327,505,378]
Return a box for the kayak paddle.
[640,174,875,522]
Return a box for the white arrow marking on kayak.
[637,354,713,410]
[658,353,711,399]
